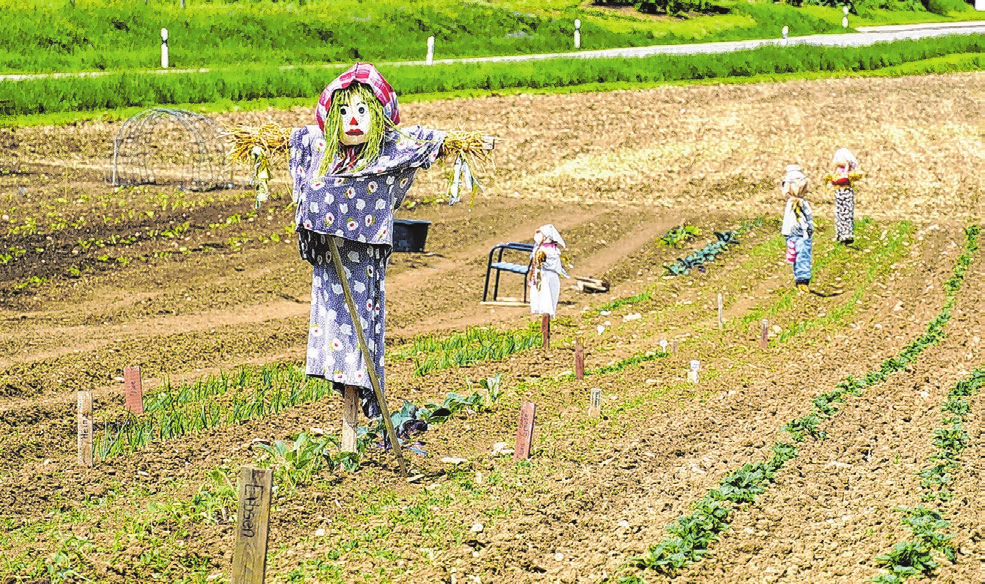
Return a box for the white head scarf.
[781,165,809,198]
[832,148,858,172]
[535,224,565,248]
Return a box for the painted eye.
[340,106,349,117]
[357,104,367,115]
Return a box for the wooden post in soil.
[760,318,769,349]
[588,388,602,418]
[326,237,408,475]
[341,386,359,452]
[232,466,272,584]
[717,293,723,330]
[123,365,144,415]
[77,391,93,467]
[541,314,551,350]
[514,402,536,460]
[574,338,584,381]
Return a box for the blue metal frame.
[482,242,535,303]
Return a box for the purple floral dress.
[289,124,445,416]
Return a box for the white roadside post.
[426,36,435,65]
[781,25,789,46]
[842,6,849,28]
[574,19,581,49]
[161,28,169,69]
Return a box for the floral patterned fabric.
[289,123,445,417]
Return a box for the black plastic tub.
[392,219,431,253]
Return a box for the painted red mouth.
[345,129,364,135]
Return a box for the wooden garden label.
[77,391,93,467]
[588,388,602,418]
[232,466,273,584]
[574,339,584,381]
[123,366,144,415]
[760,319,769,349]
[514,402,536,460]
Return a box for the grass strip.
[4,36,985,117]
[617,224,980,580]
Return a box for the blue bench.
[482,242,534,303]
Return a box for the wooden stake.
[341,385,359,453]
[514,402,536,460]
[326,237,407,476]
[688,360,700,383]
[717,293,723,329]
[574,338,584,381]
[588,388,602,418]
[232,466,272,584]
[77,391,93,467]
[760,318,769,349]
[123,366,144,415]
[671,340,679,354]
[541,314,551,350]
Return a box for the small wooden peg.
[123,366,144,415]
[341,385,359,453]
[77,391,93,467]
[717,293,723,329]
[760,318,769,349]
[541,314,551,350]
[575,338,584,381]
[588,388,602,418]
[514,402,536,460]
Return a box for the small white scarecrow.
[528,224,568,318]
[236,63,491,462]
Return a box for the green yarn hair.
[316,83,390,176]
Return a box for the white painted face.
[534,230,545,244]
[339,93,371,146]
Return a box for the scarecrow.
[825,148,862,245]
[231,63,492,468]
[528,224,568,318]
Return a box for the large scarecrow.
[261,63,489,464]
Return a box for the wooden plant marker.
[588,388,602,418]
[760,318,769,350]
[232,466,273,584]
[671,340,679,354]
[341,385,359,453]
[541,314,551,350]
[514,402,536,461]
[123,365,144,415]
[77,391,93,467]
[688,360,700,384]
[574,338,584,381]
[717,293,723,330]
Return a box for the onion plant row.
[619,224,981,579]
[5,36,985,117]
[94,363,335,461]
[391,323,543,377]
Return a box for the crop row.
[618,223,980,580]
[870,366,982,583]
[4,36,985,117]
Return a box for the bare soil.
[0,72,982,583]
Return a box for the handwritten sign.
[123,366,144,415]
[77,391,93,467]
[232,466,272,584]
[588,388,602,418]
[688,360,700,384]
[514,402,536,460]
[575,339,584,381]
